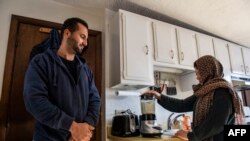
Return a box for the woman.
[143,55,244,141]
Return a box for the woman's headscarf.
[192,55,244,139]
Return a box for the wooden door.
[0,15,102,141]
[5,22,51,141]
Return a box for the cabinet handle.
[145,45,149,55]
[181,52,184,61]
[170,50,174,59]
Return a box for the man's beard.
[67,36,84,54]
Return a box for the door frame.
[0,15,103,141]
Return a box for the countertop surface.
[107,127,182,141]
[108,134,182,141]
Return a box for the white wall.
[0,0,104,99]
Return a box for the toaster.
[111,113,140,137]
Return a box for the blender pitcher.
[140,95,162,137]
[140,95,155,114]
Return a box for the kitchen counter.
[108,135,182,141]
[107,127,182,141]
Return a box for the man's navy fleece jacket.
[23,48,101,141]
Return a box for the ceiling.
[53,0,250,48]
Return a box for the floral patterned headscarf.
[192,55,244,140]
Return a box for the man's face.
[66,23,88,54]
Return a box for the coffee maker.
[140,94,162,137]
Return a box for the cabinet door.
[176,27,198,67]
[213,38,231,81]
[152,20,178,64]
[228,43,245,75]
[242,47,250,76]
[196,33,214,57]
[120,11,154,83]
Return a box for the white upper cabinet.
[228,43,245,75]
[213,38,230,69]
[109,9,154,89]
[242,47,250,76]
[213,38,231,81]
[152,20,178,65]
[196,33,215,57]
[108,9,250,90]
[120,10,153,82]
[176,27,198,67]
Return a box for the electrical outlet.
[154,71,160,79]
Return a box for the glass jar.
[140,95,155,114]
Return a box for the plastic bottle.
[182,115,191,130]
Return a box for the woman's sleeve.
[157,94,196,112]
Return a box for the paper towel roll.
[115,90,141,96]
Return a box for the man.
[23,17,101,141]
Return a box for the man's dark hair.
[61,17,89,40]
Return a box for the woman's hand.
[142,90,161,100]
[175,129,188,141]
